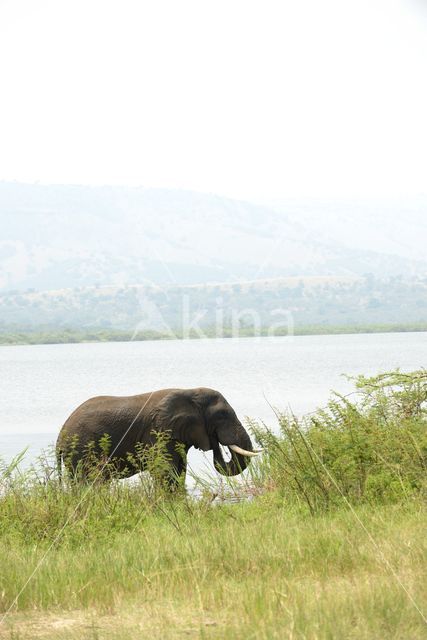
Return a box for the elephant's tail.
[56,444,62,485]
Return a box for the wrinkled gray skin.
[56,387,254,488]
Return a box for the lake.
[1,332,426,484]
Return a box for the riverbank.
[1,322,427,346]
[0,498,425,639]
[0,370,426,639]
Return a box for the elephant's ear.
[155,390,211,451]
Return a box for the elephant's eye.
[215,410,229,420]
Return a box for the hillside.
[267,195,427,264]
[1,183,426,294]
[1,274,426,334]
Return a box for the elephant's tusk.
[228,444,263,457]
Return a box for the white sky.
[0,0,426,201]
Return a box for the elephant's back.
[58,395,132,451]
[56,389,178,452]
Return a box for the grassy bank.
[0,371,426,638]
[1,322,427,346]
[0,498,425,639]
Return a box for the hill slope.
[1,182,426,292]
[1,275,426,333]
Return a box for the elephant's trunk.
[212,426,254,476]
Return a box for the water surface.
[1,332,425,481]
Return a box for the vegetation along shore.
[1,322,427,346]
[0,370,425,638]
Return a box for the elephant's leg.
[164,447,187,492]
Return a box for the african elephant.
[56,387,261,488]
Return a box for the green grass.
[0,370,426,638]
[1,322,427,346]
[251,370,427,512]
[0,494,425,639]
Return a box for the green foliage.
[1,274,427,344]
[252,370,427,512]
[1,435,184,549]
[1,322,427,346]
[0,371,426,637]
[0,486,425,637]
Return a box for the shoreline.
[1,323,427,346]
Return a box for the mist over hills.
[1,182,426,334]
[266,195,427,264]
[1,182,426,294]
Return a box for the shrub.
[251,370,427,512]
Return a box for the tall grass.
[250,370,427,512]
[0,370,426,638]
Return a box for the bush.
[251,370,427,512]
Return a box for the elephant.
[56,387,261,488]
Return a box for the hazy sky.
[0,0,426,201]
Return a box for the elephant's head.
[155,387,261,476]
